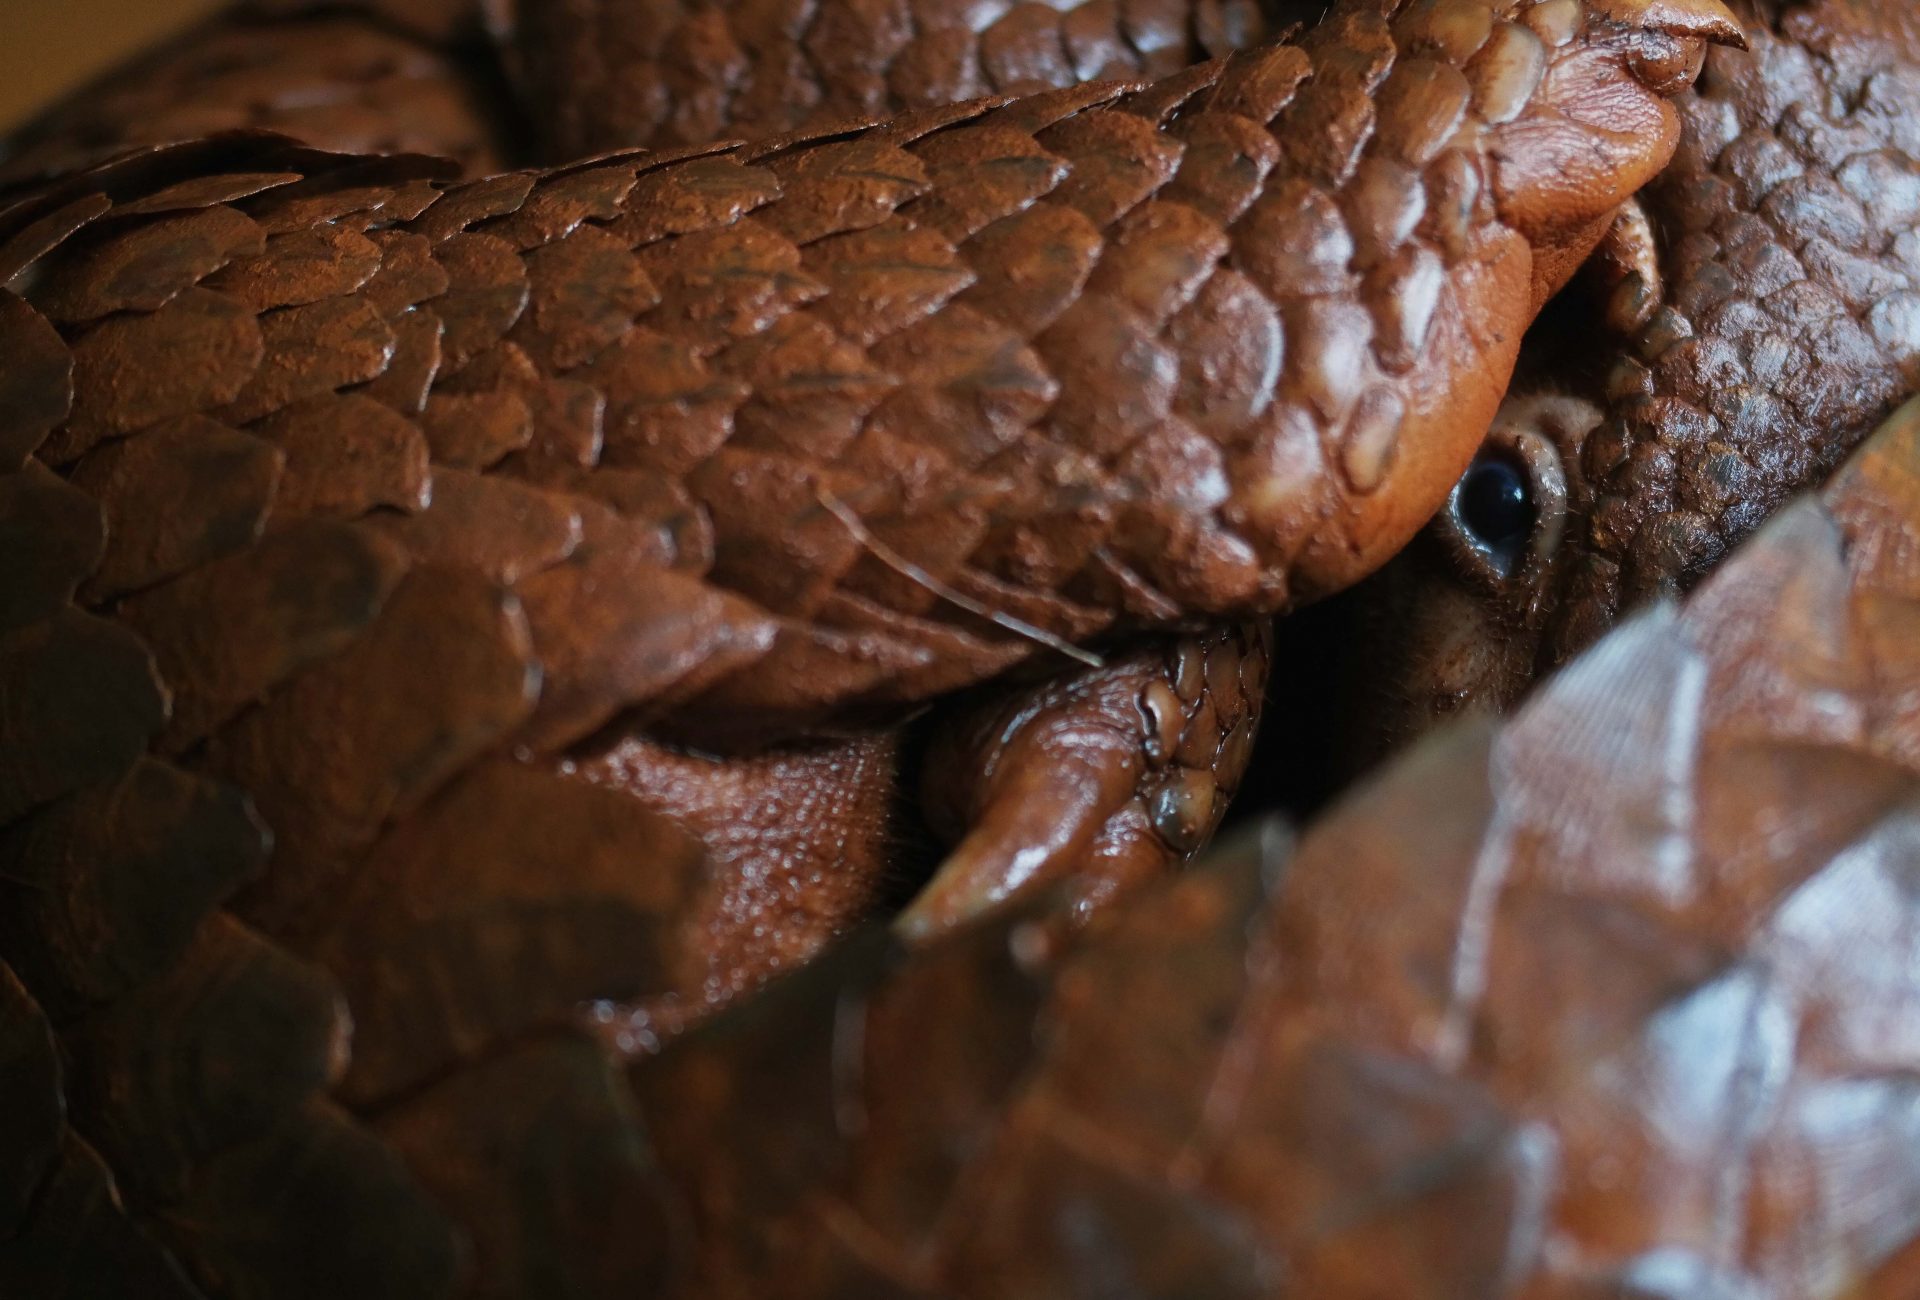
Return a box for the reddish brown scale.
[629,398,1920,1298]
[1341,0,1920,757]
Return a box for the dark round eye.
[1436,399,1575,592]
[1458,453,1535,555]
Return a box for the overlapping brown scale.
[107,173,305,219]
[239,151,456,236]
[61,914,344,1207]
[748,137,930,247]
[0,760,269,1021]
[219,294,397,425]
[483,163,643,251]
[488,0,1276,161]
[71,418,285,602]
[0,962,63,1237]
[513,545,778,753]
[827,904,1058,1252]
[691,448,874,614]
[953,200,1104,339]
[430,231,532,371]
[204,222,386,313]
[161,1100,458,1300]
[0,610,167,827]
[418,388,534,468]
[632,219,825,356]
[371,468,582,584]
[797,223,974,349]
[509,226,660,371]
[0,1137,204,1299]
[0,191,112,281]
[942,1124,1278,1300]
[207,568,538,933]
[540,466,700,565]
[256,393,433,518]
[628,928,901,1293]
[664,619,930,737]
[1050,113,1193,230]
[358,307,445,414]
[29,206,268,324]
[0,137,338,238]
[833,502,999,621]
[0,6,1761,1293]
[410,173,536,245]
[0,461,103,633]
[1204,1041,1546,1296]
[1012,823,1283,1172]
[118,518,410,750]
[50,287,264,464]
[375,1036,684,1300]
[609,157,783,249]
[724,318,895,463]
[859,303,1058,469]
[0,292,73,471]
[806,588,1044,708]
[637,897,1262,1297]
[312,757,704,1105]
[359,230,450,314]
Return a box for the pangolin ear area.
[1583,0,1749,48]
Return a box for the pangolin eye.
[1436,406,1574,592]
[1457,453,1535,564]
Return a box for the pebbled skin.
[630,398,1920,1298]
[1338,0,1920,756]
[0,1,1740,1297]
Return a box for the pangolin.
[0,1,1758,1296]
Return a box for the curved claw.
[899,624,1270,940]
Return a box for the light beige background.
[3,0,223,132]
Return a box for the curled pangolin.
[0,1,1816,1296]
